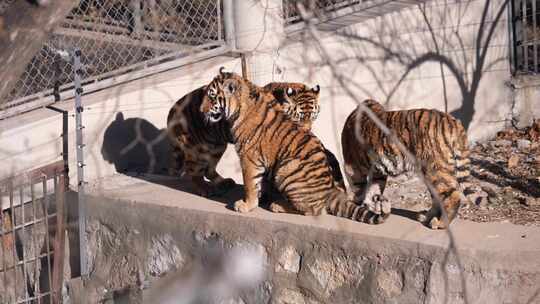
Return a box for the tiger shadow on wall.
[100,112,243,204]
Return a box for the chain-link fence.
[283,0,361,25]
[1,0,226,116]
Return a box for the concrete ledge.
[80,174,540,303]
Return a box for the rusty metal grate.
[512,0,540,73]
[0,161,67,304]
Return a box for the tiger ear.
[219,66,226,76]
[312,85,320,93]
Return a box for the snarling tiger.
[341,99,487,229]
[199,68,386,223]
[166,76,332,197]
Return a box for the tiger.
[199,68,387,223]
[166,78,330,197]
[341,99,487,229]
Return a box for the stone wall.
[65,179,540,304]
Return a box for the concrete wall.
[0,0,528,187]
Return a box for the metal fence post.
[73,48,88,279]
[223,0,236,51]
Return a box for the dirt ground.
[385,120,540,226]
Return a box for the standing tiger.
[341,99,486,229]
[199,68,386,223]
[166,77,332,197]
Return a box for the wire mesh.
[283,0,362,24]
[2,0,225,111]
[0,161,67,304]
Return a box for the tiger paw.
[269,202,287,213]
[234,200,257,213]
[365,194,391,215]
[417,211,448,230]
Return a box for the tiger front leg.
[234,160,265,213]
[362,174,391,216]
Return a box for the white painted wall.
[0,0,521,188]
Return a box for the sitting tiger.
[341,99,487,229]
[199,68,386,223]
[166,75,337,197]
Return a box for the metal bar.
[73,49,88,279]
[223,0,236,50]
[45,106,70,185]
[0,252,54,274]
[0,161,64,193]
[1,214,58,235]
[533,0,538,73]
[51,173,66,304]
[31,183,41,303]
[42,177,53,298]
[523,0,529,72]
[131,0,143,35]
[0,191,7,301]
[16,290,54,304]
[218,0,222,42]
[9,181,18,303]
[19,186,28,302]
[511,0,519,74]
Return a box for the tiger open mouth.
[209,111,223,123]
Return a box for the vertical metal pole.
[73,49,88,279]
[42,178,53,301]
[130,0,143,35]
[222,0,236,50]
[533,0,538,73]
[9,182,17,302]
[511,0,518,74]
[19,187,28,302]
[523,0,529,72]
[52,173,66,304]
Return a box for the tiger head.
[265,82,321,130]
[201,67,257,124]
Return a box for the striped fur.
[166,80,328,197]
[263,82,320,131]
[341,99,484,229]
[200,69,384,224]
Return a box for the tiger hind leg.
[204,144,236,196]
[419,170,462,230]
[168,145,184,176]
[183,148,215,197]
[345,164,391,219]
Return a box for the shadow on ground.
[100,112,244,206]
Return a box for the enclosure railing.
[0,160,67,304]
[512,0,540,74]
[0,0,227,119]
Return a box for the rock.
[491,139,512,148]
[274,289,321,304]
[376,269,403,298]
[276,246,301,274]
[147,234,184,277]
[524,197,540,206]
[508,155,520,169]
[274,289,306,304]
[516,139,532,149]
